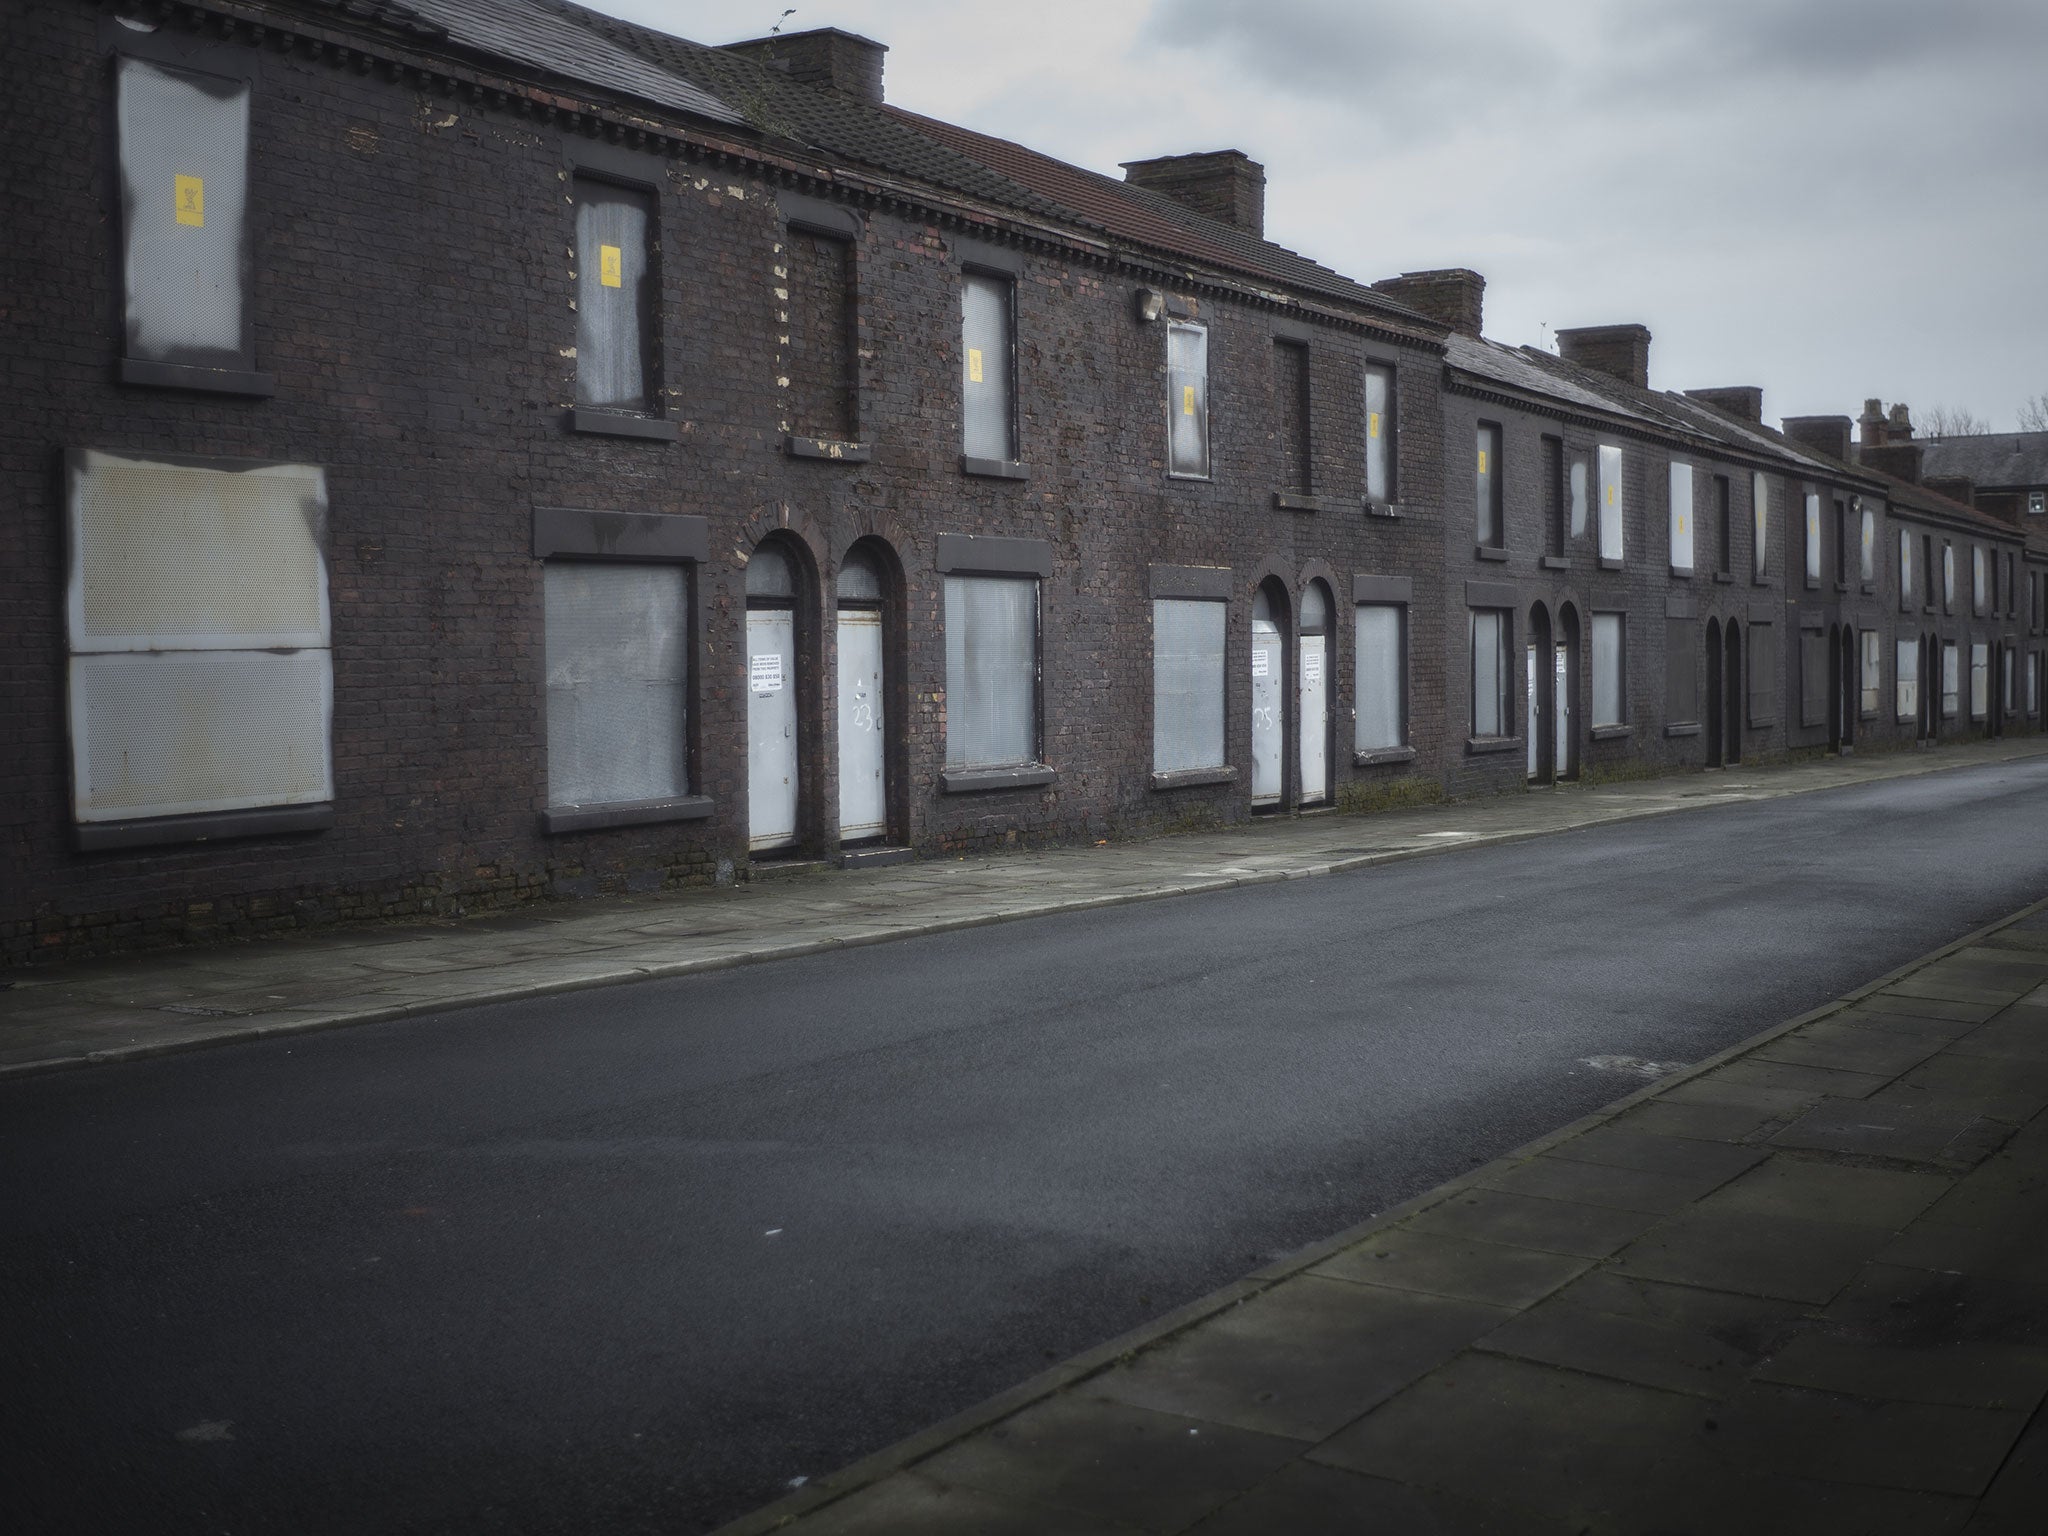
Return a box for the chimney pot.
[1556,324,1652,390]
[1120,151,1266,238]
[721,27,887,104]
[1369,269,1485,337]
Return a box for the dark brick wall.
[1,1,1451,962]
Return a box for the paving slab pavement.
[712,893,2048,1536]
[5,736,2045,1079]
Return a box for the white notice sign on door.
[1302,651,1321,684]
[750,652,785,693]
[1251,649,1270,679]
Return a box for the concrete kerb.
[706,888,2048,1536]
[4,741,2043,1084]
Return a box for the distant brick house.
[0,0,2035,962]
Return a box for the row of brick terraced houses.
[5,0,2046,962]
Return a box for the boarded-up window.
[1973,547,1988,614]
[1860,631,1881,715]
[1752,472,1770,580]
[2028,653,2039,714]
[1355,604,1405,751]
[2003,648,2015,713]
[1803,492,1822,586]
[1543,437,1565,555]
[65,450,330,824]
[1274,340,1310,492]
[1942,641,1959,718]
[1665,618,1697,724]
[1898,531,1913,613]
[1970,642,1989,719]
[1592,613,1625,727]
[1748,623,1775,725]
[961,272,1014,461]
[117,56,250,367]
[1714,475,1732,574]
[1668,462,1694,573]
[1167,321,1209,477]
[1834,501,1848,585]
[1152,600,1225,772]
[1943,544,1956,612]
[1860,507,1876,585]
[1471,609,1511,737]
[1896,640,1918,721]
[544,563,687,807]
[787,228,855,440]
[574,178,655,412]
[945,575,1037,769]
[1364,363,1395,501]
[1476,424,1503,547]
[1569,453,1589,539]
[1598,445,1624,561]
[1800,628,1827,727]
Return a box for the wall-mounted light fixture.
[1135,287,1166,323]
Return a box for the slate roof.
[888,109,1426,324]
[301,0,745,127]
[1918,433,2048,491]
[545,3,1430,326]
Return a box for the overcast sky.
[591,0,2048,431]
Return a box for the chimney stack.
[1370,269,1485,338]
[721,27,887,104]
[1556,325,1652,390]
[1859,398,1888,447]
[1684,386,1764,424]
[1121,151,1266,238]
[1781,415,1853,464]
[1855,400,1923,482]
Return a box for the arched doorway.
[1250,581,1289,810]
[835,541,894,844]
[1705,617,1724,766]
[1723,621,1743,765]
[1298,580,1332,807]
[1554,602,1581,781]
[1527,601,1554,784]
[745,538,808,853]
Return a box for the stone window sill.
[941,763,1056,793]
[1466,735,1523,755]
[119,357,276,397]
[1590,724,1633,741]
[1274,491,1339,513]
[1475,545,1509,563]
[1150,765,1236,791]
[1539,556,1570,571]
[1665,722,1702,738]
[788,435,872,463]
[1354,746,1415,766]
[1363,499,1410,520]
[961,455,1028,480]
[1671,566,1694,580]
[76,802,332,853]
[1749,716,1778,730]
[1599,556,1625,571]
[1713,571,1735,584]
[570,408,677,441]
[541,795,713,834]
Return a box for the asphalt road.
[6,757,2048,1535]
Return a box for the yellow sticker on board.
[968,348,984,384]
[1368,411,1381,440]
[1678,515,1687,534]
[1182,384,1195,416]
[600,244,623,288]
[175,174,204,227]
[1607,485,1615,505]
[1477,449,1488,474]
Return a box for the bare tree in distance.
[1921,405,1993,437]
[2018,395,2048,433]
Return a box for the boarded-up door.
[1526,644,1540,779]
[836,609,885,841]
[1554,644,1572,779]
[1299,632,1327,805]
[1251,616,1283,805]
[747,610,797,850]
